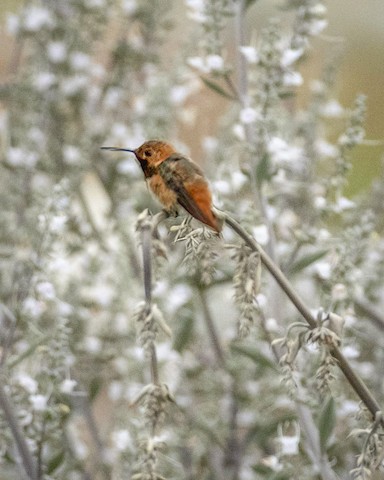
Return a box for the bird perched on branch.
[101,140,222,232]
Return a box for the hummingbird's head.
[101,140,176,176]
[134,140,176,167]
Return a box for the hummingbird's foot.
[163,206,179,218]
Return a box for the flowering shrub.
[0,1,383,479]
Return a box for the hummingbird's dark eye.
[144,150,152,157]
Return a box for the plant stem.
[223,212,383,421]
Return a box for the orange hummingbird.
[101,140,222,233]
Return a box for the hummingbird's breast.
[148,173,178,210]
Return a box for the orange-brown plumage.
[101,140,222,232]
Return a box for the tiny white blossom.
[63,145,81,164]
[185,0,206,23]
[17,374,38,394]
[239,107,259,125]
[121,0,137,14]
[30,394,48,411]
[187,56,208,73]
[112,430,133,451]
[33,72,56,92]
[315,139,338,158]
[342,345,360,359]
[23,6,55,31]
[23,297,44,318]
[283,71,303,87]
[268,137,303,164]
[36,281,56,300]
[6,14,20,34]
[70,52,91,70]
[60,379,77,394]
[84,0,105,7]
[60,75,88,96]
[170,85,191,105]
[279,433,300,456]
[47,42,67,63]
[213,180,231,195]
[239,46,259,64]
[321,99,344,118]
[252,224,269,246]
[84,336,102,353]
[314,195,326,209]
[331,283,348,301]
[308,19,328,36]
[281,48,304,67]
[50,215,67,233]
[232,123,245,140]
[315,261,332,279]
[334,196,355,212]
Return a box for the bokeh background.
[1,1,383,193]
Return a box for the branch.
[223,212,383,421]
[0,383,37,480]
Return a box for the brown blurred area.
[1,1,383,192]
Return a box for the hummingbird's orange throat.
[101,140,222,232]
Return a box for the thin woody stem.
[223,212,383,421]
[0,383,37,480]
[139,211,167,386]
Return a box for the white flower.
[315,261,332,279]
[50,215,67,233]
[23,7,55,32]
[60,379,77,394]
[30,394,48,411]
[63,145,81,164]
[17,374,38,394]
[84,336,102,353]
[268,137,303,164]
[6,14,20,34]
[112,430,133,451]
[283,71,303,87]
[70,52,91,70]
[239,107,259,124]
[36,281,56,300]
[170,85,191,105]
[308,19,328,36]
[281,48,304,67]
[188,54,224,73]
[342,345,360,359]
[47,42,67,63]
[315,139,338,158]
[331,283,348,301]
[232,123,245,140]
[33,72,56,92]
[84,0,105,7]
[252,224,269,246]
[239,46,259,64]
[185,0,206,23]
[321,99,344,118]
[60,75,88,96]
[7,147,38,168]
[23,297,44,318]
[187,56,208,73]
[334,196,355,212]
[121,0,137,14]
[279,433,300,456]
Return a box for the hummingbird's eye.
[144,149,152,157]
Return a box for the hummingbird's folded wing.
[160,154,221,232]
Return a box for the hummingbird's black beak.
[100,147,135,153]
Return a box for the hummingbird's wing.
[159,154,221,232]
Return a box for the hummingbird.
[101,140,222,232]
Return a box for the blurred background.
[1,0,383,193]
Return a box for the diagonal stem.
[223,212,383,421]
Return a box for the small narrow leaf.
[47,450,65,474]
[288,249,328,275]
[318,395,336,452]
[173,312,194,353]
[231,343,276,371]
[201,77,235,100]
